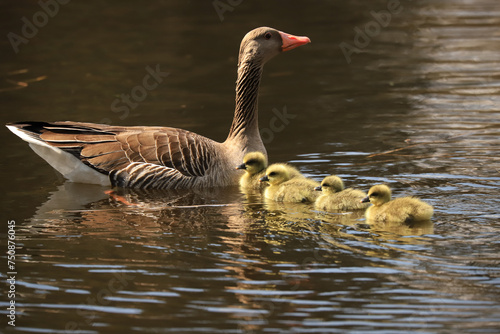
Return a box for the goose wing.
[8,121,215,187]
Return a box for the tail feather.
[6,121,112,185]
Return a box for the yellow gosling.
[260,164,319,203]
[361,184,434,224]
[236,152,268,190]
[314,175,369,211]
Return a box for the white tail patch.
[7,125,111,186]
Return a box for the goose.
[259,163,319,203]
[361,184,434,224]
[6,27,310,189]
[235,151,268,191]
[314,175,369,211]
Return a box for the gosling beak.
[236,163,246,170]
[279,31,311,52]
[259,175,269,183]
[314,186,322,192]
[361,196,370,203]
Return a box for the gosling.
[259,163,319,203]
[314,175,369,211]
[236,152,268,190]
[361,184,434,224]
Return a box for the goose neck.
[226,62,263,141]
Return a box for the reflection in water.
[366,218,434,236]
[10,174,500,333]
[2,0,500,333]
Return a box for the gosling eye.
[322,184,330,188]
[370,192,379,197]
[245,159,256,165]
[269,172,277,176]
[264,32,272,40]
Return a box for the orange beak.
[279,31,311,52]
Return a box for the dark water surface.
[1,0,500,333]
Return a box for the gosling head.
[259,163,299,186]
[236,152,267,175]
[361,184,392,206]
[314,175,345,194]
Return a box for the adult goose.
[6,27,310,189]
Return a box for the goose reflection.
[28,181,434,240]
[28,182,248,235]
[23,180,434,271]
[23,181,437,330]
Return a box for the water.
[1,0,500,333]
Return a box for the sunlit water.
[1,1,499,333]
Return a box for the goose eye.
[269,172,276,176]
[322,184,330,187]
[264,32,272,40]
[370,192,379,197]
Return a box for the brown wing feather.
[120,133,144,162]
[10,121,214,179]
[87,152,130,171]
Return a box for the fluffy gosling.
[361,184,433,224]
[259,163,319,203]
[314,175,369,211]
[236,152,268,190]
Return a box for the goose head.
[236,151,268,175]
[259,163,300,186]
[361,184,392,206]
[238,27,311,67]
[314,175,344,194]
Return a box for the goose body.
[314,175,369,211]
[6,27,310,189]
[236,151,268,191]
[260,163,319,203]
[361,184,434,224]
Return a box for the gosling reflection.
[367,218,434,236]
